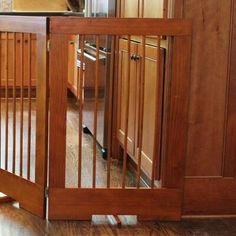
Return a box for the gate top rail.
[50,17,192,36]
[0,16,47,34]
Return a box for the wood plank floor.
[0,202,236,235]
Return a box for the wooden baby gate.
[0,16,192,220]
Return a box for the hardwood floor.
[0,202,236,235]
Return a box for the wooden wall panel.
[183,178,236,216]
[172,0,236,216]
[183,0,232,176]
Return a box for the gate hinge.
[47,39,51,52]
[45,187,49,198]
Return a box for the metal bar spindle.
[20,33,24,177]
[78,35,85,188]
[93,36,100,188]
[137,36,146,188]
[122,35,131,188]
[5,32,9,171]
[107,36,115,188]
[27,34,32,180]
[12,33,16,173]
[151,36,161,188]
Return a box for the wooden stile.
[107,36,115,188]
[136,36,146,188]
[5,32,9,171]
[92,36,100,188]
[12,33,16,174]
[20,33,24,177]
[152,36,161,188]
[27,33,32,180]
[78,35,85,188]
[122,35,131,188]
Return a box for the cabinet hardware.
[134,55,140,61]
[47,39,51,52]
[131,54,136,60]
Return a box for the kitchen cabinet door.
[0,33,37,87]
[142,0,164,18]
[120,0,140,18]
[135,44,164,178]
[117,39,138,156]
[67,35,78,97]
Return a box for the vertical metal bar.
[93,35,100,188]
[151,36,161,188]
[27,34,32,180]
[20,33,24,177]
[78,35,84,188]
[107,36,115,188]
[122,35,131,188]
[5,32,9,171]
[136,36,146,188]
[12,33,16,173]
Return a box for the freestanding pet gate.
[0,16,191,220]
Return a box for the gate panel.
[0,17,48,218]
[49,18,191,220]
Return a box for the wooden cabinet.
[143,0,164,18]
[67,35,78,97]
[0,33,37,87]
[117,39,164,178]
[120,0,140,17]
[120,0,165,18]
[117,40,138,156]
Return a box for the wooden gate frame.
[0,16,48,218]
[48,18,192,221]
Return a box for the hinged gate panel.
[48,18,192,220]
[0,16,48,218]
